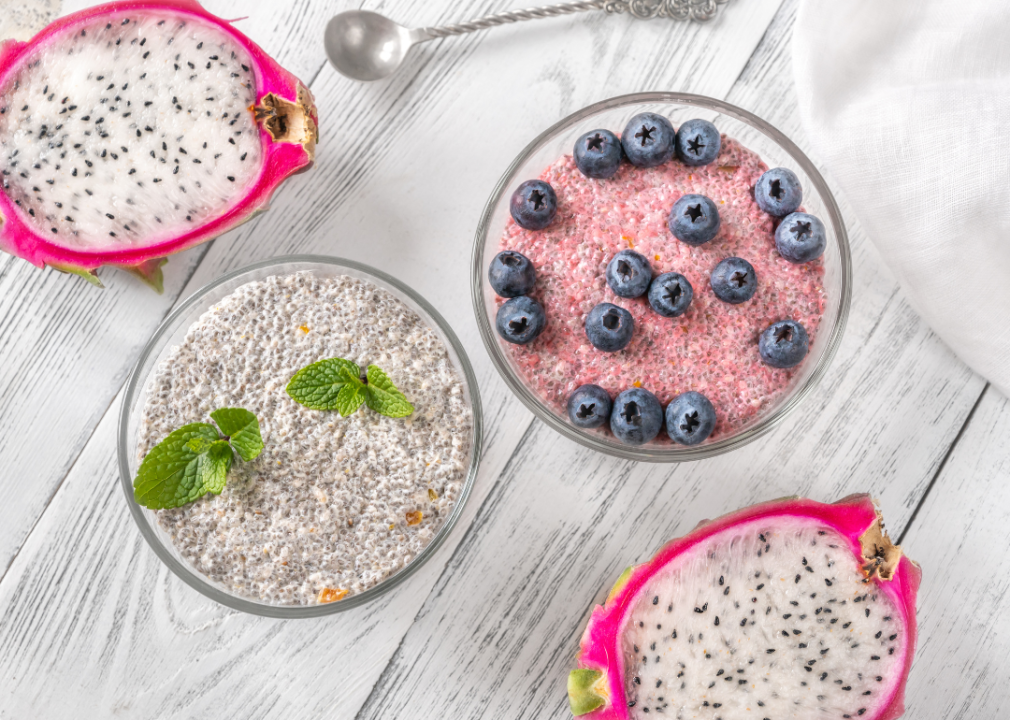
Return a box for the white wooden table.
[1,1,1008,717]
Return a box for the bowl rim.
[117,254,484,618]
[470,91,851,462]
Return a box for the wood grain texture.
[0,0,337,578]
[0,2,790,717]
[900,385,1010,719]
[0,233,208,578]
[173,0,791,321]
[350,2,992,717]
[721,0,988,515]
[0,390,531,719]
[0,0,998,717]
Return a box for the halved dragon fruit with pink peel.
[0,0,318,291]
[569,495,920,720]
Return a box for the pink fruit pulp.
[0,0,318,289]
[572,495,920,720]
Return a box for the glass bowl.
[471,92,851,462]
[118,256,483,617]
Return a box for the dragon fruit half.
[569,495,920,720]
[0,0,318,290]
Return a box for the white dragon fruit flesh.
[569,495,920,720]
[0,0,318,290]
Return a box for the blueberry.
[669,194,721,246]
[754,167,802,217]
[647,272,693,318]
[610,388,663,446]
[775,212,826,263]
[758,320,809,369]
[675,119,721,167]
[495,296,545,345]
[574,129,622,179]
[710,257,757,304]
[585,302,634,352]
[510,179,557,230]
[665,391,716,446]
[567,384,612,429]
[621,112,676,168]
[606,250,653,298]
[488,250,536,298]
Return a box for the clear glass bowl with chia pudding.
[119,256,482,617]
[472,92,851,462]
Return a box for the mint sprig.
[286,358,365,415]
[209,407,264,461]
[286,358,414,418]
[133,408,263,510]
[363,364,413,418]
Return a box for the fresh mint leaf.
[286,357,365,416]
[334,382,367,417]
[201,441,234,494]
[210,407,264,461]
[133,424,233,510]
[287,358,413,419]
[185,436,215,453]
[133,407,264,510]
[178,437,234,494]
[364,364,414,418]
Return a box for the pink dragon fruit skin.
[569,495,921,720]
[0,0,318,291]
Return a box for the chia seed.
[137,272,474,605]
[498,137,826,440]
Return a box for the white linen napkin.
[792,1,1010,396]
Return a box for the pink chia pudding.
[497,136,825,441]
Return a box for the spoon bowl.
[324,10,421,82]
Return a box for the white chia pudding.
[137,271,474,606]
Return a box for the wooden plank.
[350,3,992,717]
[724,0,988,519]
[898,385,1010,719]
[163,0,792,521]
[0,0,340,577]
[0,2,788,716]
[0,248,207,577]
[174,0,794,317]
[0,390,532,718]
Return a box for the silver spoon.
[324,0,730,82]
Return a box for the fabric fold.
[793,1,1010,396]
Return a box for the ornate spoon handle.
[420,0,729,39]
[606,0,730,23]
